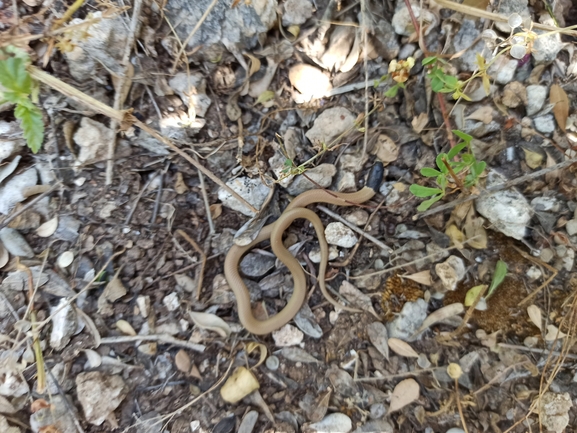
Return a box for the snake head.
[366,161,384,192]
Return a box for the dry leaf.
[466,106,493,124]
[461,0,490,9]
[287,25,300,38]
[544,152,559,183]
[210,203,223,219]
[138,342,157,355]
[550,84,569,132]
[463,212,487,249]
[526,305,542,331]
[174,172,188,194]
[544,324,566,341]
[389,378,420,412]
[220,366,260,403]
[0,242,8,269]
[371,134,399,163]
[411,112,429,133]
[339,281,378,316]
[36,216,59,237]
[367,322,389,360]
[388,338,419,358]
[445,224,465,248]
[310,389,331,422]
[83,349,102,368]
[450,201,473,226]
[0,395,16,414]
[246,342,267,369]
[175,349,191,373]
[411,303,464,339]
[226,93,242,121]
[116,319,136,336]
[402,270,432,286]
[189,311,231,337]
[521,147,543,169]
[75,306,101,347]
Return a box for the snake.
[224,162,384,335]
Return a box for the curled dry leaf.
[466,106,493,124]
[463,213,487,249]
[339,280,378,317]
[220,366,260,404]
[36,216,59,237]
[116,320,136,336]
[526,305,543,331]
[550,84,568,132]
[521,147,543,169]
[389,378,420,412]
[388,338,419,358]
[411,303,465,339]
[402,270,432,286]
[175,349,191,373]
[246,342,267,368]
[210,203,223,219]
[445,224,465,248]
[411,112,429,133]
[189,311,231,338]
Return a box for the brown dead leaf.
[463,210,487,249]
[389,378,420,412]
[550,84,569,132]
[402,270,432,286]
[527,305,542,331]
[370,134,398,163]
[544,152,559,183]
[388,338,419,358]
[210,203,223,219]
[466,106,493,124]
[411,112,429,133]
[175,349,191,373]
[445,224,465,249]
[246,342,267,369]
[116,319,136,336]
[226,93,242,121]
[521,147,543,169]
[174,172,188,194]
[411,303,464,339]
[245,53,261,78]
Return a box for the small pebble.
[565,219,577,236]
[272,324,304,347]
[324,222,358,248]
[526,266,542,281]
[308,245,339,263]
[524,336,538,348]
[369,403,387,419]
[265,356,280,371]
[540,248,554,263]
[533,115,556,134]
[344,210,369,226]
[163,293,180,312]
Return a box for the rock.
[0,228,34,258]
[540,248,555,263]
[282,0,313,26]
[0,121,26,164]
[325,222,358,248]
[294,303,323,338]
[452,20,486,72]
[218,177,272,217]
[554,247,574,272]
[163,0,277,59]
[494,0,530,33]
[566,219,577,236]
[488,56,517,84]
[353,419,394,433]
[306,107,356,146]
[304,413,352,433]
[63,12,129,82]
[240,252,275,277]
[238,411,259,433]
[386,299,428,340]
[168,72,211,117]
[501,82,527,108]
[0,416,20,433]
[55,216,81,242]
[265,356,280,371]
[345,210,369,226]
[309,245,339,263]
[0,167,37,215]
[475,170,532,240]
[531,196,561,212]
[539,392,572,433]
[163,292,180,312]
[285,163,336,196]
[336,171,356,192]
[369,403,387,419]
[73,118,114,165]
[533,115,556,134]
[371,20,400,61]
[289,64,332,100]
[392,6,437,36]
[76,372,128,426]
[435,255,466,292]
[532,29,564,64]
[49,298,78,351]
[29,395,78,433]
[525,85,547,115]
[272,324,304,347]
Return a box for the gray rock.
[386,298,428,340]
[392,6,437,36]
[285,164,336,195]
[494,0,530,32]
[168,72,211,117]
[0,228,34,258]
[0,167,37,215]
[488,57,518,84]
[272,324,304,347]
[475,170,532,240]
[531,196,561,212]
[540,248,555,263]
[566,219,577,236]
[73,118,114,165]
[294,303,323,338]
[532,29,564,64]
[452,20,486,72]
[353,419,394,433]
[539,392,572,433]
[306,107,356,146]
[0,121,26,164]
[54,216,81,242]
[305,413,352,433]
[163,0,277,59]
[526,85,547,115]
[218,176,272,217]
[240,252,275,277]
[371,20,400,61]
[533,115,556,134]
[325,222,358,248]
[238,410,259,433]
[49,298,78,351]
[76,372,127,426]
[282,0,313,26]
[369,403,387,420]
[30,394,78,433]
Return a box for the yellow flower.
[388,57,415,84]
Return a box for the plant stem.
[441,157,465,192]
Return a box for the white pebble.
[324,222,358,248]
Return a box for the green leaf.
[384,84,399,98]
[420,167,442,177]
[436,154,449,173]
[447,142,467,160]
[461,154,475,164]
[464,285,487,307]
[430,77,444,93]
[443,75,459,89]
[417,194,443,211]
[14,103,44,153]
[0,56,31,95]
[487,260,507,299]
[409,184,443,197]
[453,129,472,144]
[473,161,486,177]
[255,90,275,105]
[422,56,438,66]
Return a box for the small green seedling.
[486,260,508,299]
[0,47,44,153]
[410,130,486,211]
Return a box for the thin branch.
[100,334,206,352]
[175,229,206,300]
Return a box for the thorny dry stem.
[27,66,259,214]
[106,0,143,185]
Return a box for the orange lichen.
[381,274,424,319]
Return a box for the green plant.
[486,259,507,299]
[409,130,486,211]
[0,47,44,153]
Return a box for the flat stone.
[325,222,358,248]
[525,85,547,116]
[218,177,272,217]
[285,164,336,196]
[305,107,356,146]
[533,115,556,134]
[282,0,313,26]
